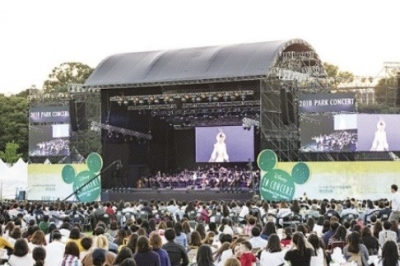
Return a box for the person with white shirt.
[8,238,34,266]
[260,234,286,266]
[45,230,65,266]
[218,218,234,235]
[389,184,400,222]
[214,242,233,266]
[249,227,268,250]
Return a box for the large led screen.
[300,114,358,152]
[357,114,400,152]
[195,126,254,163]
[29,124,70,157]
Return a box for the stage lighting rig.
[90,121,152,140]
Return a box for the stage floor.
[101,188,255,202]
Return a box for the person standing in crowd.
[389,184,400,222]
[32,246,46,266]
[162,229,189,266]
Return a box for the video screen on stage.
[357,114,400,152]
[195,126,254,163]
[300,114,358,152]
[29,124,70,157]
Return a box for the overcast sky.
[1,0,399,94]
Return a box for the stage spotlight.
[196,97,201,102]
[139,99,144,104]
[213,96,219,101]
[154,98,159,104]
[123,100,128,105]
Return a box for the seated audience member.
[378,221,397,247]
[260,234,286,266]
[9,238,34,265]
[342,232,369,266]
[61,241,82,266]
[360,226,379,256]
[284,232,313,265]
[45,230,65,266]
[248,226,268,249]
[237,241,256,266]
[162,228,189,266]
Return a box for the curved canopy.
[84,39,321,88]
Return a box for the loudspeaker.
[75,102,87,130]
[69,100,78,131]
[280,88,290,125]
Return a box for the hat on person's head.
[92,248,106,262]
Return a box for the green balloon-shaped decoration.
[257,149,277,172]
[292,162,310,185]
[86,153,103,173]
[62,165,76,184]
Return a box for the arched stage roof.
[84,39,321,88]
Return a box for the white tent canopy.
[0,159,28,199]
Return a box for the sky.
[1,0,399,95]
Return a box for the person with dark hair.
[133,236,160,266]
[389,184,400,222]
[307,234,325,266]
[379,221,397,247]
[223,257,241,266]
[194,245,214,266]
[162,228,189,266]
[120,258,138,266]
[33,246,46,266]
[260,221,276,240]
[9,238,33,265]
[150,233,171,266]
[80,236,93,260]
[360,226,379,256]
[377,240,400,266]
[62,241,82,266]
[284,232,313,266]
[327,225,347,250]
[260,234,286,266]
[174,222,187,248]
[237,241,256,266]
[92,248,106,266]
[343,232,369,266]
[214,242,232,266]
[248,226,267,249]
[126,233,139,254]
[67,226,84,252]
[195,224,206,240]
[280,227,292,248]
[114,246,134,265]
[45,230,65,265]
[189,231,202,247]
[322,220,339,247]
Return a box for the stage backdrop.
[257,149,400,201]
[28,153,103,202]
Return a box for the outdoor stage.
[101,187,255,202]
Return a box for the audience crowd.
[0,185,399,266]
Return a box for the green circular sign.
[292,162,310,185]
[61,165,75,184]
[86,153,103,173]
[259,169,295,201]
[257,149,277,172]
[73,170,101,202]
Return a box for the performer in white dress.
[209,129,229,162]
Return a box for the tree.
[323,62,355,89]
[0,95,28,160]
[42,62,94,92]
[0,141,22,164]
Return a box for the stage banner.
[298,93,355,113]
[257,149,400,201]
[29,106,70,123]
[28,153,103,202]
